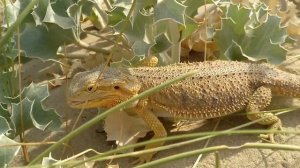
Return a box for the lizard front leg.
[246,86,282,143]
[131,99,167,164]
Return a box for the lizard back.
[129,61,300,119]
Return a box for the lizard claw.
[259,133,276,143]
[131,153,154,165]
[259,120,285,143]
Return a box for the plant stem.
[135,143,300,168]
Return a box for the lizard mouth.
[68,100,84,106]
[67,96,124,109]
[67,93,139,109]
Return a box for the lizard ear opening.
[87,84,97,92]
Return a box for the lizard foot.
[259,120,285,143]
[131,153,154,165]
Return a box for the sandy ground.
[9,44,300,168]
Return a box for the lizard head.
[67,65,141,109]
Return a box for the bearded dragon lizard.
[67,60,300,163]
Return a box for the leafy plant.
[0,0,62,166]
[0,0,299,167]
[214,3,289,64]
[0,68,61,167]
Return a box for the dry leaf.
[83,155,96,168]
[286,16,300,40]
[48,73,64,89]
[181,4,220,58]
[106,164,120,168]
[104,110,150,149]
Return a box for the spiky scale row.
[127,61,299,120]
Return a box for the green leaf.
[150,33,172,54]
[247,15,287,45]
[132,40,151,56]
[0,105,13,136]
[181,15,198,40]
[0,105,10,121]
[14,0,78,59]
[0,134,20,168]
[226,5,250,27]
[0,71,18,103]
[31,0,49,26]
[218,5,251,42]
[223,41,248,61]
[157,51,173,65]
[19,23,74,59]
[114,11,153,44]
[8,83,61,137]
[215,18,244,55]
[21,83,62,131]
[215,4,288,64]
[241,15,288,64]
[114,0,156,22]
[114,0,133,9]
[113,0,133,17]
[30,102,62,132]
[183,0,212,17]
[107,7,126,26]
[0,117,10,135]
[5,0,33,27]
[252,3,268,24]
[112,0,188,59]
[33,0,76,28]
[21,82,49,101]
[50,0,74,17]
[43,0,76,29]
[82,1,108,29]
[41,153,59,166]
[242,41,286,64]
[10,98,35,135]
[154,0,186,25]
[133,0,157,20]
[155,19,180,43]
[0,39,17,61]
[110,58,132,67]
[111,54,149,67]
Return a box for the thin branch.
[84,31,131,52]
[0,141,57,147]
[74,40,110,54]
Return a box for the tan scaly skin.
[67,60,300,164]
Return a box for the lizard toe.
[132,153,154,165]
[259,120,285,143]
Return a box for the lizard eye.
[114,85,120,90]
[86,84,97,92]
